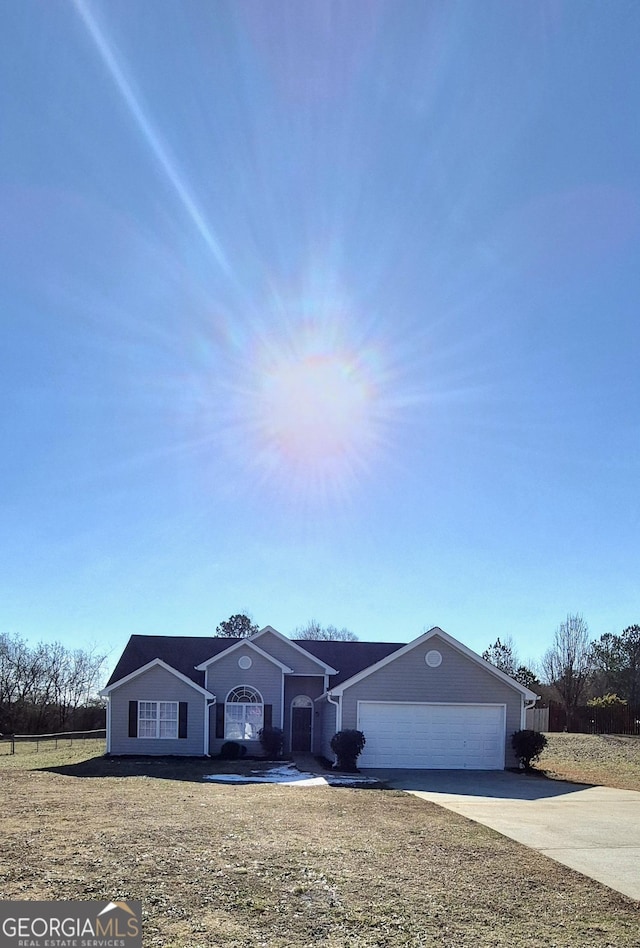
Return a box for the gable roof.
[328,626,539,699]
[100,658,214,698]
[253,626,339,674]
[194,638,294,673]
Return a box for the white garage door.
[357,702,505,769]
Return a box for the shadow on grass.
[41,755,272,783]
[33,756,380,789]
[40,755,385,789]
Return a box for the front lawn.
[539,732,640,791]
[0,745,637,946]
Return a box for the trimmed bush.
[511,729,548,771]
[258,725,284,759]
[330,729,366,772]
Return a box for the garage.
[357,702,506,769]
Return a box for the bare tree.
[0,633,24,731]
[0,633,107,733]
[542,614,593,729]
[294,620,358,642]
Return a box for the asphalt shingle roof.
[292,639,404,686]
[106,634,405,690]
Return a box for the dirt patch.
[0,744,638,946]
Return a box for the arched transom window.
[291,695,313,709]
[225,686,263,741]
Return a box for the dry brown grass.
[0,737,105,762]
[0,745,638,947]
[539,732,640,791]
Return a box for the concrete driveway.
[363,769,640,901]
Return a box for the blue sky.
[1,1,639,677]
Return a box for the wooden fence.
[547,702,640,734]
[525,706,549,731]
[0,728,106,755]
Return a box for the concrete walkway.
[363,769,640,901]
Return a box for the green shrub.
[511,729,548,771]
[330,729,366,772]
[258,725,284,758]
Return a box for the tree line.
[482,615,640,730]
[0,632,107,734]
[5,611,635,736]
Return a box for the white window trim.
[224,686,264,741]
[138,700,179,740]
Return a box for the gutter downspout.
[327,692,341,762]
[105,696,111,755]
[521,696,539,730]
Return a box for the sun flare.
[261,352,370,461]
[240,321,385,497]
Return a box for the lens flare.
[261,352,370,461]
[235,319,386,499]
[73,0,229,274]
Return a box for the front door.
[291,696,313,752]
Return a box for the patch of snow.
[203,763,379,787]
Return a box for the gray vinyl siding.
[283,676,325,753]
[254,630,326,676]
[339,635,523,768]
[205,644,283,755]
[315,696,337,759]
[109,665,205,756]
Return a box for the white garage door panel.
[358,703,505,769]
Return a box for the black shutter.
[215,702,225,738]
[178,702,188,739]
[264,704,272,728]
[128,701,138,738]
